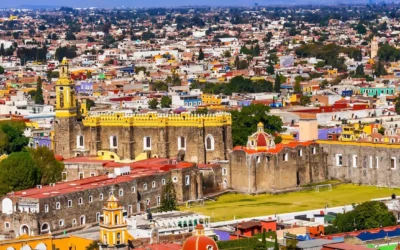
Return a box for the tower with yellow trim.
[100,195,129,249]
[54,57,78,158]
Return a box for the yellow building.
[0,234,92,250]
[339,123,380,141]
[100,195,130,248]
[201,94,222,105]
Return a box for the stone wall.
[228,143,327,193]
[320,142,400,186]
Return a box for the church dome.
[182,224,218,250]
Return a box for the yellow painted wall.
[0,234,93,250]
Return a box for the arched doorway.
[41,223,50,234]
[223,179,228,189]
[80,215,86,225]
[20,225,30,235]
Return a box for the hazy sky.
[2,0,369,8]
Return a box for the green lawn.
[181,184,400,222]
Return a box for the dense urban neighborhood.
[2,3,400,250]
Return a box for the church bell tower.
[100,195,129,249]
[54,57,77,159]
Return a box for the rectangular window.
[144,184,147,191]
[132,186,136,193]
[376,157,379,169]
[298,149,302,157]
[336,154,343,166]
[119,189,124,197]
[68,200,72,208]
[146,198,150,206]
[353,155,358,168]
[4,222,10,229]
[162,179,166,185]
[78,172,84,180]
[56,202,61,210]
[185,175,190,186]
[370,156,373,169]
[391,157,396,169]
[283,153,288,161]
[152,181,156,188]
[157,196,161,205]
[222,168,227,176]
[89,196,93,203]
[100,193,104,201]
[78,198,83,205]
[144,137,151,150]
[178,137,186,150]
[44,204,49,213]
[77,135,84,148]
[61,172,67,181]
[59,220,64,226]
[110,136,118,148]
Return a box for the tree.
[274,74,281,93]
[65,31,76,40]
[320,80,329,90]
[35,77,44,104]
[375,60,387,77]
[55,46,77,62]
[252,44,260,56]
[324,225,340,235]
[28,147,64,185]
[0,152,40,195]
[86,240,100,250]
[198,48,205,60]
[395,96,400,115]
[223,50,231,58]
[274,235,279,250]
[300,95,311,106]
[0,43,5,56]
[0,122,29,154]
[334,201,396,232]
[159,179,178,212]
[266,63,275,75]
[293,77,302,94]
[355,21,367,34]
[160,96,172,108]
[230,104,283,146]
[148,98,158,110]
[354,64,365,77]
[0,66,4,75]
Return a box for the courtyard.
[181,184,400,222]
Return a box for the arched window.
[77,135,84,148]
[115,214,119,225]
[41,223,50,233]
[205,135,214,151]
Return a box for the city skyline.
[2,0,379,9]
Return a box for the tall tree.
[148,98,159,110]
[160,96,172,108]
[198,48,204,60]
[355,64,365,76]
[0,152,40,195]
[35,77,44,104]
[274,74,281,93]
[159,180,178,212]
[0,43,5,56]
[28,147,64,185]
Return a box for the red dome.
[182,235,218,250]
[256,133,268,147]
[54,154,64,161]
